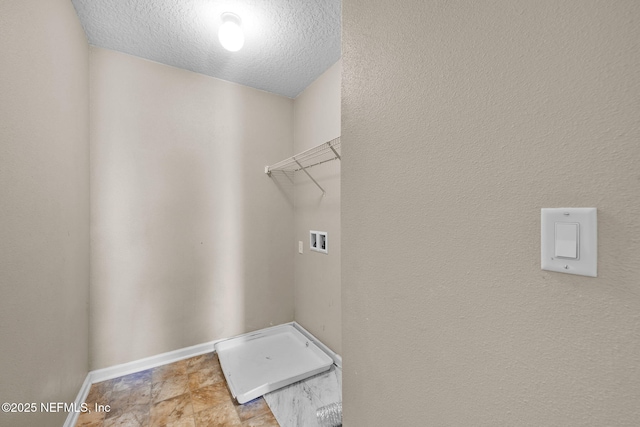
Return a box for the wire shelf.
[265,137,340,195]
[266,137,340,174]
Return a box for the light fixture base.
[221,12,241,26]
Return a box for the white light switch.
[555,222,578,259]
[298,241,303,254]
[541,208,597,277]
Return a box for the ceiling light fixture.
[219,12,244,52]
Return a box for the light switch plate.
[541,208,597,277]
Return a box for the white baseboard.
[62,322,341,426]
[62,374,92,427]
[62,339,220,427]
[89,340,220,384]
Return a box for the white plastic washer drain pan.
[214,324,333,404]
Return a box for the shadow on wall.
[268,171,295,207]
[139,142,246,352]
[236,91,295,332]
[93,82,251,367]
[91,55,295,368]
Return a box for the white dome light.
[219,13,244,52]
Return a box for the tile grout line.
[76,352,280,427]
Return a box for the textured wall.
[90,48,294,369]
[342,1,640,425]
[0,0,90,425]
[293,61,342,354]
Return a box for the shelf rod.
[289,156,338,173]
[294,159,325,195]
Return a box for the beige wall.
[293,61,342,354]
[0,0,90,425]
[90,48,295,369]
[342,1,640,425]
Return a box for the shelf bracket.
[294,159,325,195]
[328,144,341,160]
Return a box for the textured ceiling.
[71,0,341,98]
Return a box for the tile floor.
[74,352,279,427]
